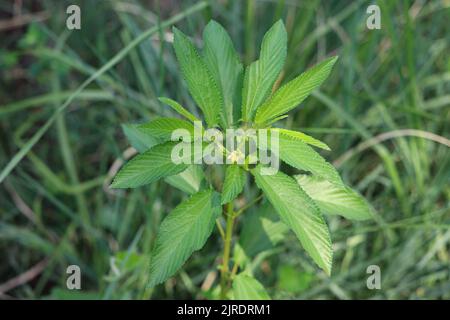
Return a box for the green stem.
[220,202,235,299]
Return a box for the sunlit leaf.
[173,27,223,127]
[138,117,194,141]
[203,20,243,127]
[158,97,199,122]
[111,142,196,188]
[255,56,338,124]
[241,20,287,121]
[252,166,333,275]
[295,174,373,220]
[273,133,343,186]
[271,128,330,150]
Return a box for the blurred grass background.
[0,0,449,299]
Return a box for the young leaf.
[232,274,271,300]
[158,97,199,122]
[221,164,246,204]
[273,133,343,186]
[252,166,333,275]
[255,56,338,124]
[121,124,160,153]
[295,175,373,220]
[266,114,288,125]
[241,20,287,121]
[271,128,330,150]
[173,27,223,127]
[111,142,193,188]
[232,243,250,272]
[148,190,221,287]
[203,20,243,127]
[138,118,194,141]
[165,165,205,194]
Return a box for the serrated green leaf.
[271,128,330,150]
[121,124,160,153]
[266,114,288,125]
[221,164,246,204]
[165,165,205,194]
[173,27,223,127]
[255,56,338,124]
[295,174,373,220]
[203,20,243,127]
[148,190,221,287]
[252,166,333,275]
[111,142,194,188]
[158,97,199,122]
[138,117,194,141]
[232,274,271,300]
[271,133,343,186]
[241,20,287,122]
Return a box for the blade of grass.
[0,90,114,118]
[0,1,208,184]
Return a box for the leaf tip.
[109,177,125,189]
[329,55,339,65]
[109,181,119,189]
[157,96,167,104]
[205,19,220,29]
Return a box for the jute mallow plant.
[111,20,373,299]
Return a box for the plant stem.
[220,202,235,299]
[215,219,225,240]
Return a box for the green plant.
[111,20,373,299]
